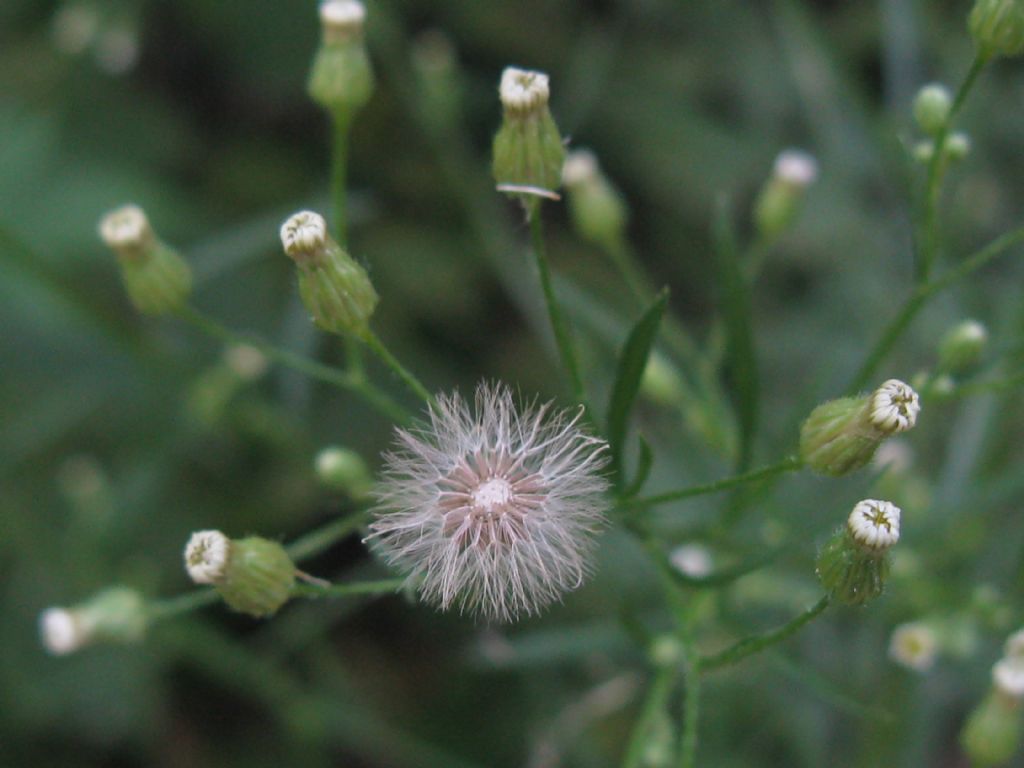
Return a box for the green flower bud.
[99,204,192,315]
[970,0,1024,59]
[492,67,566,203]
[307,0,374,117]
[961,691,1022,766]
[939,319,988,374]
[753,149,818,240]
[913,83,952,136]
[640,352,687,407]
[315,446,372,500]
[800,379,920,476]
[184,530,296,618]
[40,586,147,655]
[561,149,629,251]
[280,210,378,339]
[946,132,972,162]
[816,500,900,606]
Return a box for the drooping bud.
[185,530,297,618]
[938,319,988,374]
[98,204,192,315]
[39,586,147,655]
[492,67,566,204]
[315,446,372,500]
[280,210,378,338]
[816,500,900,606]
[800,380,920,476]
[561,149,629,251]
[961,690,1023,766]
[889,621,939,672]
[753,149,818,240]
[969,0,1024,59]
[913,83,952,136]
[307,0,374,117]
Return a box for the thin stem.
[362,330,435,407]
[286,509,371,562]
[700,596,830,672]
[528,203,588,408]
[622,665,676,768]
[849,225,1024,392]
[917,54,989,283]
[292,578,404,600]
[678,647,700,768]
[624,457,803,512]
[945,371,1024,400]
[331,111,353,248]
[176,305,412,424]
[147,588,220,624]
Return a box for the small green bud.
[561,149,629,251]
[307,0,374,117]
[800,379,920,476]
[492,67,566,203]
[816,500,900,606]
[40,586,147,655]
[640,352,687,407]
[753,149,818,240]
[946,132,972,162]
[961,691,1022,766]
[315,446,372,500]
[888,621,939,672]
[649,635,685,668]
[970,0,1024,59]
[280,210,378,339]
[913,83,952,136]
[185,530,296,618]
[939,319,988,374]
[99,204,192,315]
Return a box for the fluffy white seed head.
[773,149,819,187]
[669,544,713,579]
[889,622,938,672]
[869,379,920,435]
[99,204,152,255]
[280,210,328,261]
[368,382,609,622]
[500,67,550,115]
[184,530,231,585]
[848,499,901,551]
[562,150,599,187]
[39,608,89,655]
[993,656,1024,698]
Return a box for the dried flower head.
[98,203,153,257]
[848,499,901,551]
[319,0,366,39]
[280,210,329,263]
[499,67,550,114]
[368,382,609,622]
[869,379,920,435]
[39,607,88,655]
[184,530,231,585]
[889,622,938,672]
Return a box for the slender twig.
[528,203,589,409]
[678,646,700,768]
[700,596,830,672]
[623,457,803,513]
[362,330,435,407]
[285,509,372,562]
[175,305,412,424]
[331,111,353,248]
[292,578,404,600]
[622,665,676,768]
[944,371,1024,400]
[147,589,220,623]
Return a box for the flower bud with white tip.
[561,149,629,251]
[889,621,939,672]
[39,587,147,655]
[98,204,192,315]
[868,379,921,436]
[913,83,952,136]
[492,67,566,204]
[280,210,378,339]
[315,446,372,500]
[939,319,988,374]
[753,149,818,240]
[185,530,297,618]
[307,0,374,117]
[816,500,900,606]
[970,0,1024,59]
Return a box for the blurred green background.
[4,0,1024,766]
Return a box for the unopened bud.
[961,690,1022,766]
[889,621,939,672]
[816,500,900,606]
[970,0,1024,59]
[315,446,372,499]
[561,149,629,251]
[185,530,297,617]
[280,210,378,338]
[99,204,192,315]
[492,67,566,203]
[308,0,374,116]
[753,149,818,240]
[640,352,687,407]
[946,132,972,162]
[939,319,988,374]
[868,379,920,436]
[39,587,147,655]
[913,84,952,136]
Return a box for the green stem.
[849,225,1024,392]
[917,54,989,283]
[176,305,411,424]
[331,111,353,248]
[622,665,676,768]
[528,203,589,408]
[946,371,1024,400]
[285,509,371,562]
[678,647,700,768]
[147,588,220,624]
[700,596,830,672]
[362,330,435,407]
[624,457,802,512]
[292,578,404,600]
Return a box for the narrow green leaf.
[606,288,669,489]
[622,434,653,499]
[713,199,759,471]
